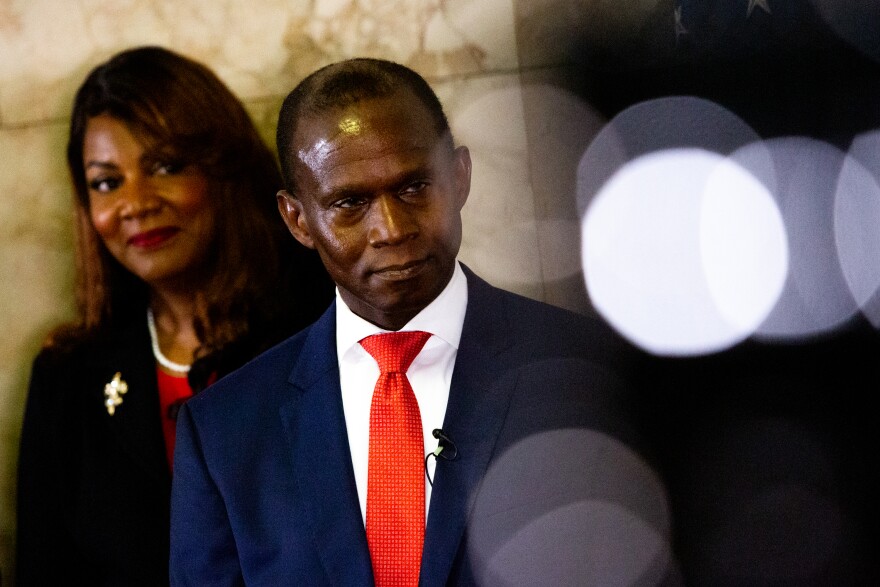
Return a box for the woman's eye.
[151,161,183,175]
[88,176,121,192]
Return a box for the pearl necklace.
[146,308,192,373]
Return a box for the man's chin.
[364,293,439,330]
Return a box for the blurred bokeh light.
[835,129,880,328]
[582,148,787,356]
[578,97,789,356]
[748,137,860,341]
[577,90,880,355]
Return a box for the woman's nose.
[119,175,162,219]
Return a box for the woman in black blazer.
[15,46,332,586]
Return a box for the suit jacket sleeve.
[16,350,87,583]
[170,402,244,586]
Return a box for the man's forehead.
[298,105,370,140]
[297,87,430,138]
[293,100,439,171]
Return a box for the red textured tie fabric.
[360,331,432,587]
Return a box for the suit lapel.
[421,268,518,586]
[278,305,375,585]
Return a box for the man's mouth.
[372,259,427,281]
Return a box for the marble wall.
[1,0,676,579]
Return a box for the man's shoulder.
[492,284,587,319]
[464,270,634,366]
[468,271,613,335]
[185,323,319,417]
[505,290,618,344]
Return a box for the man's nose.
[367,195,418,246]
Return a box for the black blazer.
[17,318,174,586]
[15,312,321,586]
[170,267,676,585]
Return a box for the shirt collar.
[336,261,468,361]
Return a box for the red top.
[156,368,194,468]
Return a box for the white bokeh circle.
[583,148,787,356]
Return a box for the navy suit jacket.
[170,268,673,585]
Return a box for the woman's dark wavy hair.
[54,46,330,376]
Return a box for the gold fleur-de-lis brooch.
[104,372,128,416]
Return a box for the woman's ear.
[276,190,315,249]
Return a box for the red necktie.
[360,331,432,586]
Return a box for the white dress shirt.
[336,262,468,525]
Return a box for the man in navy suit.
[170,58,675,586]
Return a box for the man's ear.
[276,189,315,249]
[452,145,472,211]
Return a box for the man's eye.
[401,181,428,195]
[400,181,430,196]
[88,177,121,192]
[334,196,366,209]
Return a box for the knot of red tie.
[360,330,432,375]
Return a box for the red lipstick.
[128,227,179,248]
